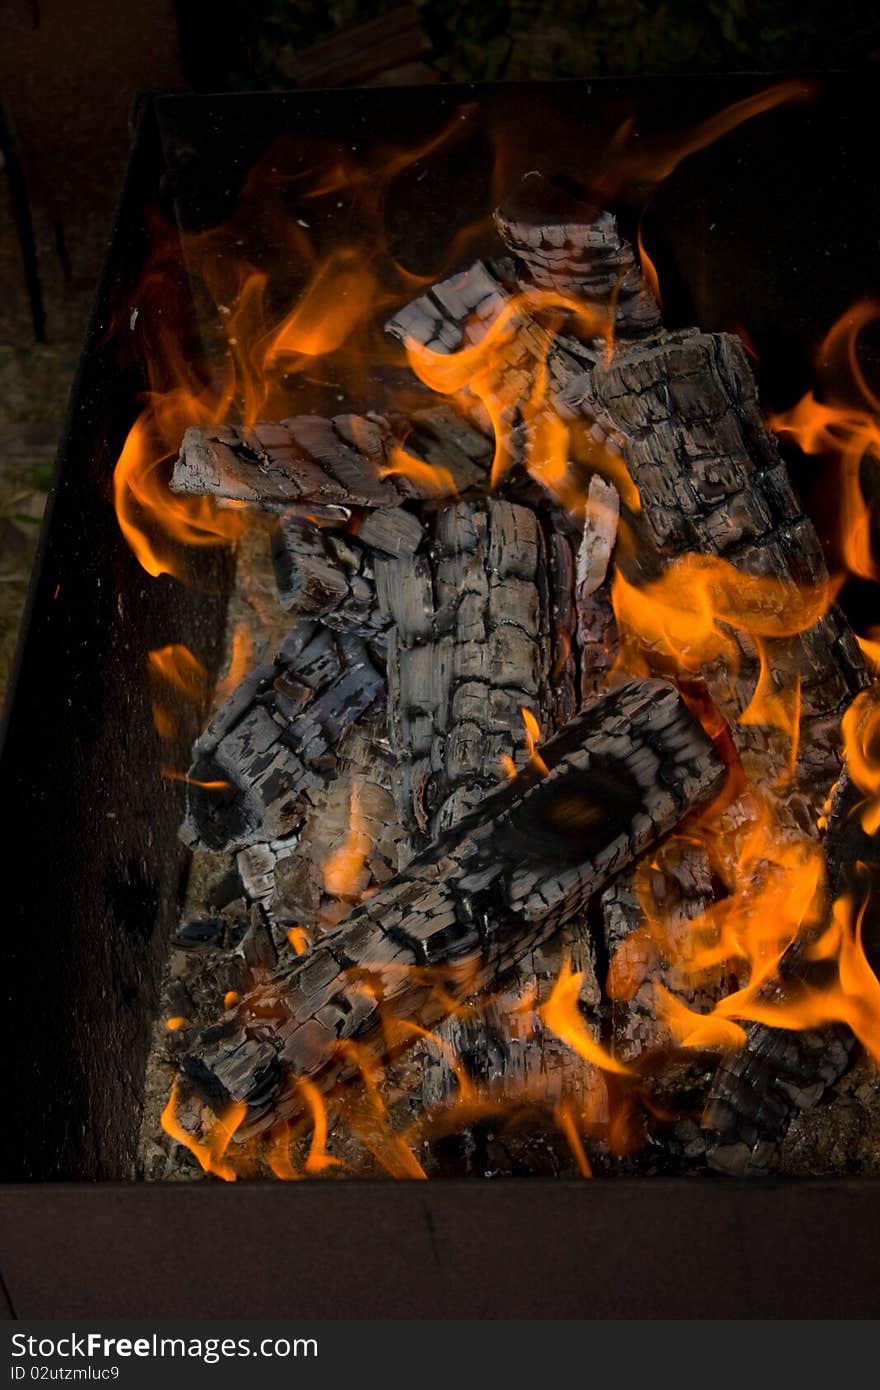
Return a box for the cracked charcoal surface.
[171,406,490,510]
[180,621,385,855]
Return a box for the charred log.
[171,406,489,511]
[180,678,725,1125]
[181,621,384,854]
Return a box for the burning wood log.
[171,406,490,511]
[180,678,726,1124]
[181,620,384,853]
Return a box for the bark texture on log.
[181,679,726,1123]
[181,621,384,853]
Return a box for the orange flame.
[160,1078,246,1182]
[161,769,231,792]
[554,1100,593,1177]
[612,554,838,678]
[540,960,633,1076]
[287,927,310,956]
[403,289,606,492]
[298,1077,344,1175]
[215,625,255,705]
[114,374,245,581]
[501,706,549,779]
[379,443,457,497]
[770,300,880,581]
[323,785,371,902]
[338,1040,427,1180]
[841,686,880,834]
[636,220,662,310]
[266,1120,302,1182]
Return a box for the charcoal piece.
[384,258,594,494]
[419,918,603,1116]
[180,679,726,1124]
[180,622,384,854]
[272,514,389,641]
[268,712,407,930]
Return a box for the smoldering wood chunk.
[172,405,489,512]
[180,679,726,1123]
[585,328,868,803]
[375,497,556,844]
[180,622,384,854]
[357,507,424,556]
[389,404,491,495]
[494,172,662,341]
[703,1022,854,1176]
[272,514,391,643]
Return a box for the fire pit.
[1,74,879,1317]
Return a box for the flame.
[322,785,370,902]
[160,1078,245,1182]
[636,219,662,309]
[114,375,246,581]
[739,638,802,782]
[521,707,549,776]
[264,249,378,363]
[266,1120,302,1182]
[287,927,310,956]
[841,686,880,834]
[554,1100,593,1177]
[147,643,210,741]
[161,769,231,792]
[704,893,880,1060]
[215,625,255,704]
[338,1040,428,1180]
[403,289,606,492]
[378,443,457,497]
[613,554,837,677]
[298,1077,344,1174]
[147,643,209,699]
[541,960,633,1076]
[856,629,880,672]
[770,300,880,581]
[501,706,549,779]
